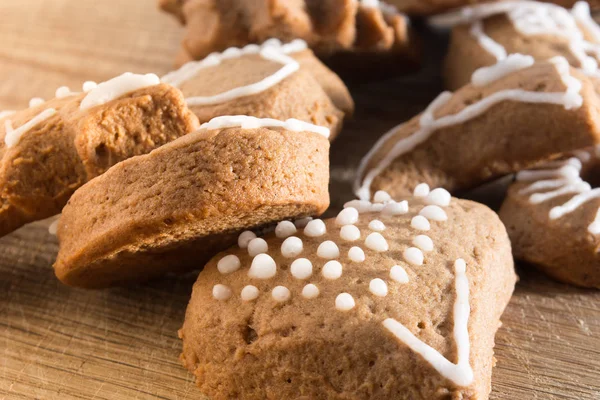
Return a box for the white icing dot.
[275,221,297,238]
[335,293,356,311]
[373,190,392,203]
[419,205,448,222]
[344,199,373,213]
[411,215,431,231]
[403,247,424,266]
[390,265,409,283]
[455,258,467,274]
[413,183,430,197]
[302,284,320,299]
[281,236,303,258]
[238,231,256,248]
[382,200,409,215]
[322,260,343,280]
[248,254,277,279]
[348,246,365,263]
[340,225,361,241]
[55,86,72,98]
[82,81,98,92]
[213,284,232,300]
[294,217,313,228]
[369,278,388,297]
[217,254,241,274]
[304,219,327,237]
[336,207,359,225]
[426,188,451,207]
[317,241,340,259]
[365,232,389,252]
[241,285,259,301]
[28,97,44,108]
[368,220,386,231]
[290,258,313,279]
[248,238,268,257]
[272,286,291,302]
[370,203,385,212]
[413,235,434,252]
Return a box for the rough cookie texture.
[180,190,516,399]
[499,151,600,288]
[162,44,350,138]
[437,1,600,90]
[54,123,330,288]
[0,82,198,237]
[355,60,600,200]
[386,0,599,15]
[159,0,420,75]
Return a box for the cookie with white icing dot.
[179,187,516,399]
[54,116,330,288]
[0,75,198,237]
[355,58,600,200]
[500,149,600,288]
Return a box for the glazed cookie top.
[183,184,516,395]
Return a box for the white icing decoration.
[55,86,75,98]
[4,108,57,148]
[29,97,44,108]
[248,238,268,257]
[241,285,259,301]
[369,278,388,297]
[82,81,98,92]
[413,183,430,197]
[383,259,473,386]
[382,200,409,215]
[471,54,535,86]
[348,246,366,263]
[213,284,233,300]
[368,219,386,231]
[281,236,303,258]
[272,286,291,302]
[360,0,401,16]
[344,199,373,213]
[302,283,320,299]
[317,241,340,259]
[419,205,448,222]
[336,207,359,226]
[294,217,313,228]
[373,190,392,203]
[365,232,389,252]
[290,258,313,280]
[199,115,330,139]
[403,247,424,266]
[340,225,361,241]
[413,235,434,252]
[0,111,15,119]
[390,265,409,283]
[304,219,327,237]
[469,20,507,61]
[248,254,277,279]
[238,230,257,249]
[275,221,297,238]
[217,254,241,274]
[80,72,160,110]
[335,293,356,311]
[426,188,452,207]
[411,215,431,231]
[322,260,343,280]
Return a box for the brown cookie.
[179,186,516,399]
[354,58,600,200]
[385,0,599,15]
[499,149,600,288]
[159,0,420,78]
[54,116,330,288]
[162,40,352,138]
[431,1,600,90]
[0,75,198,237]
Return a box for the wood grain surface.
[0,1,599,399]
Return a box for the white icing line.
[80,73,160,110]
[471,54,534,86]
[383,259,473,387]
[199,115,330,139]
[0,110,15,119]
[469,20,507,61]
[4,108,57,148]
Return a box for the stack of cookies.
[2,0,600,399]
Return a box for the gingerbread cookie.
[54,116,330,288]
[0,74,198,237]
[355,57,600,200]
[432,1,600,90]
[159,0,420,77]
[386,0,599,15]
[500,149,600,288]
[179,186,516,399]
[162,39,352,138]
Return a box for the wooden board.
[0,1,599,399]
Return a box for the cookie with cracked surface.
[0,74,198,237]
[54,116,330,288]
[355,58,600,200]
[179,186,516,399]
